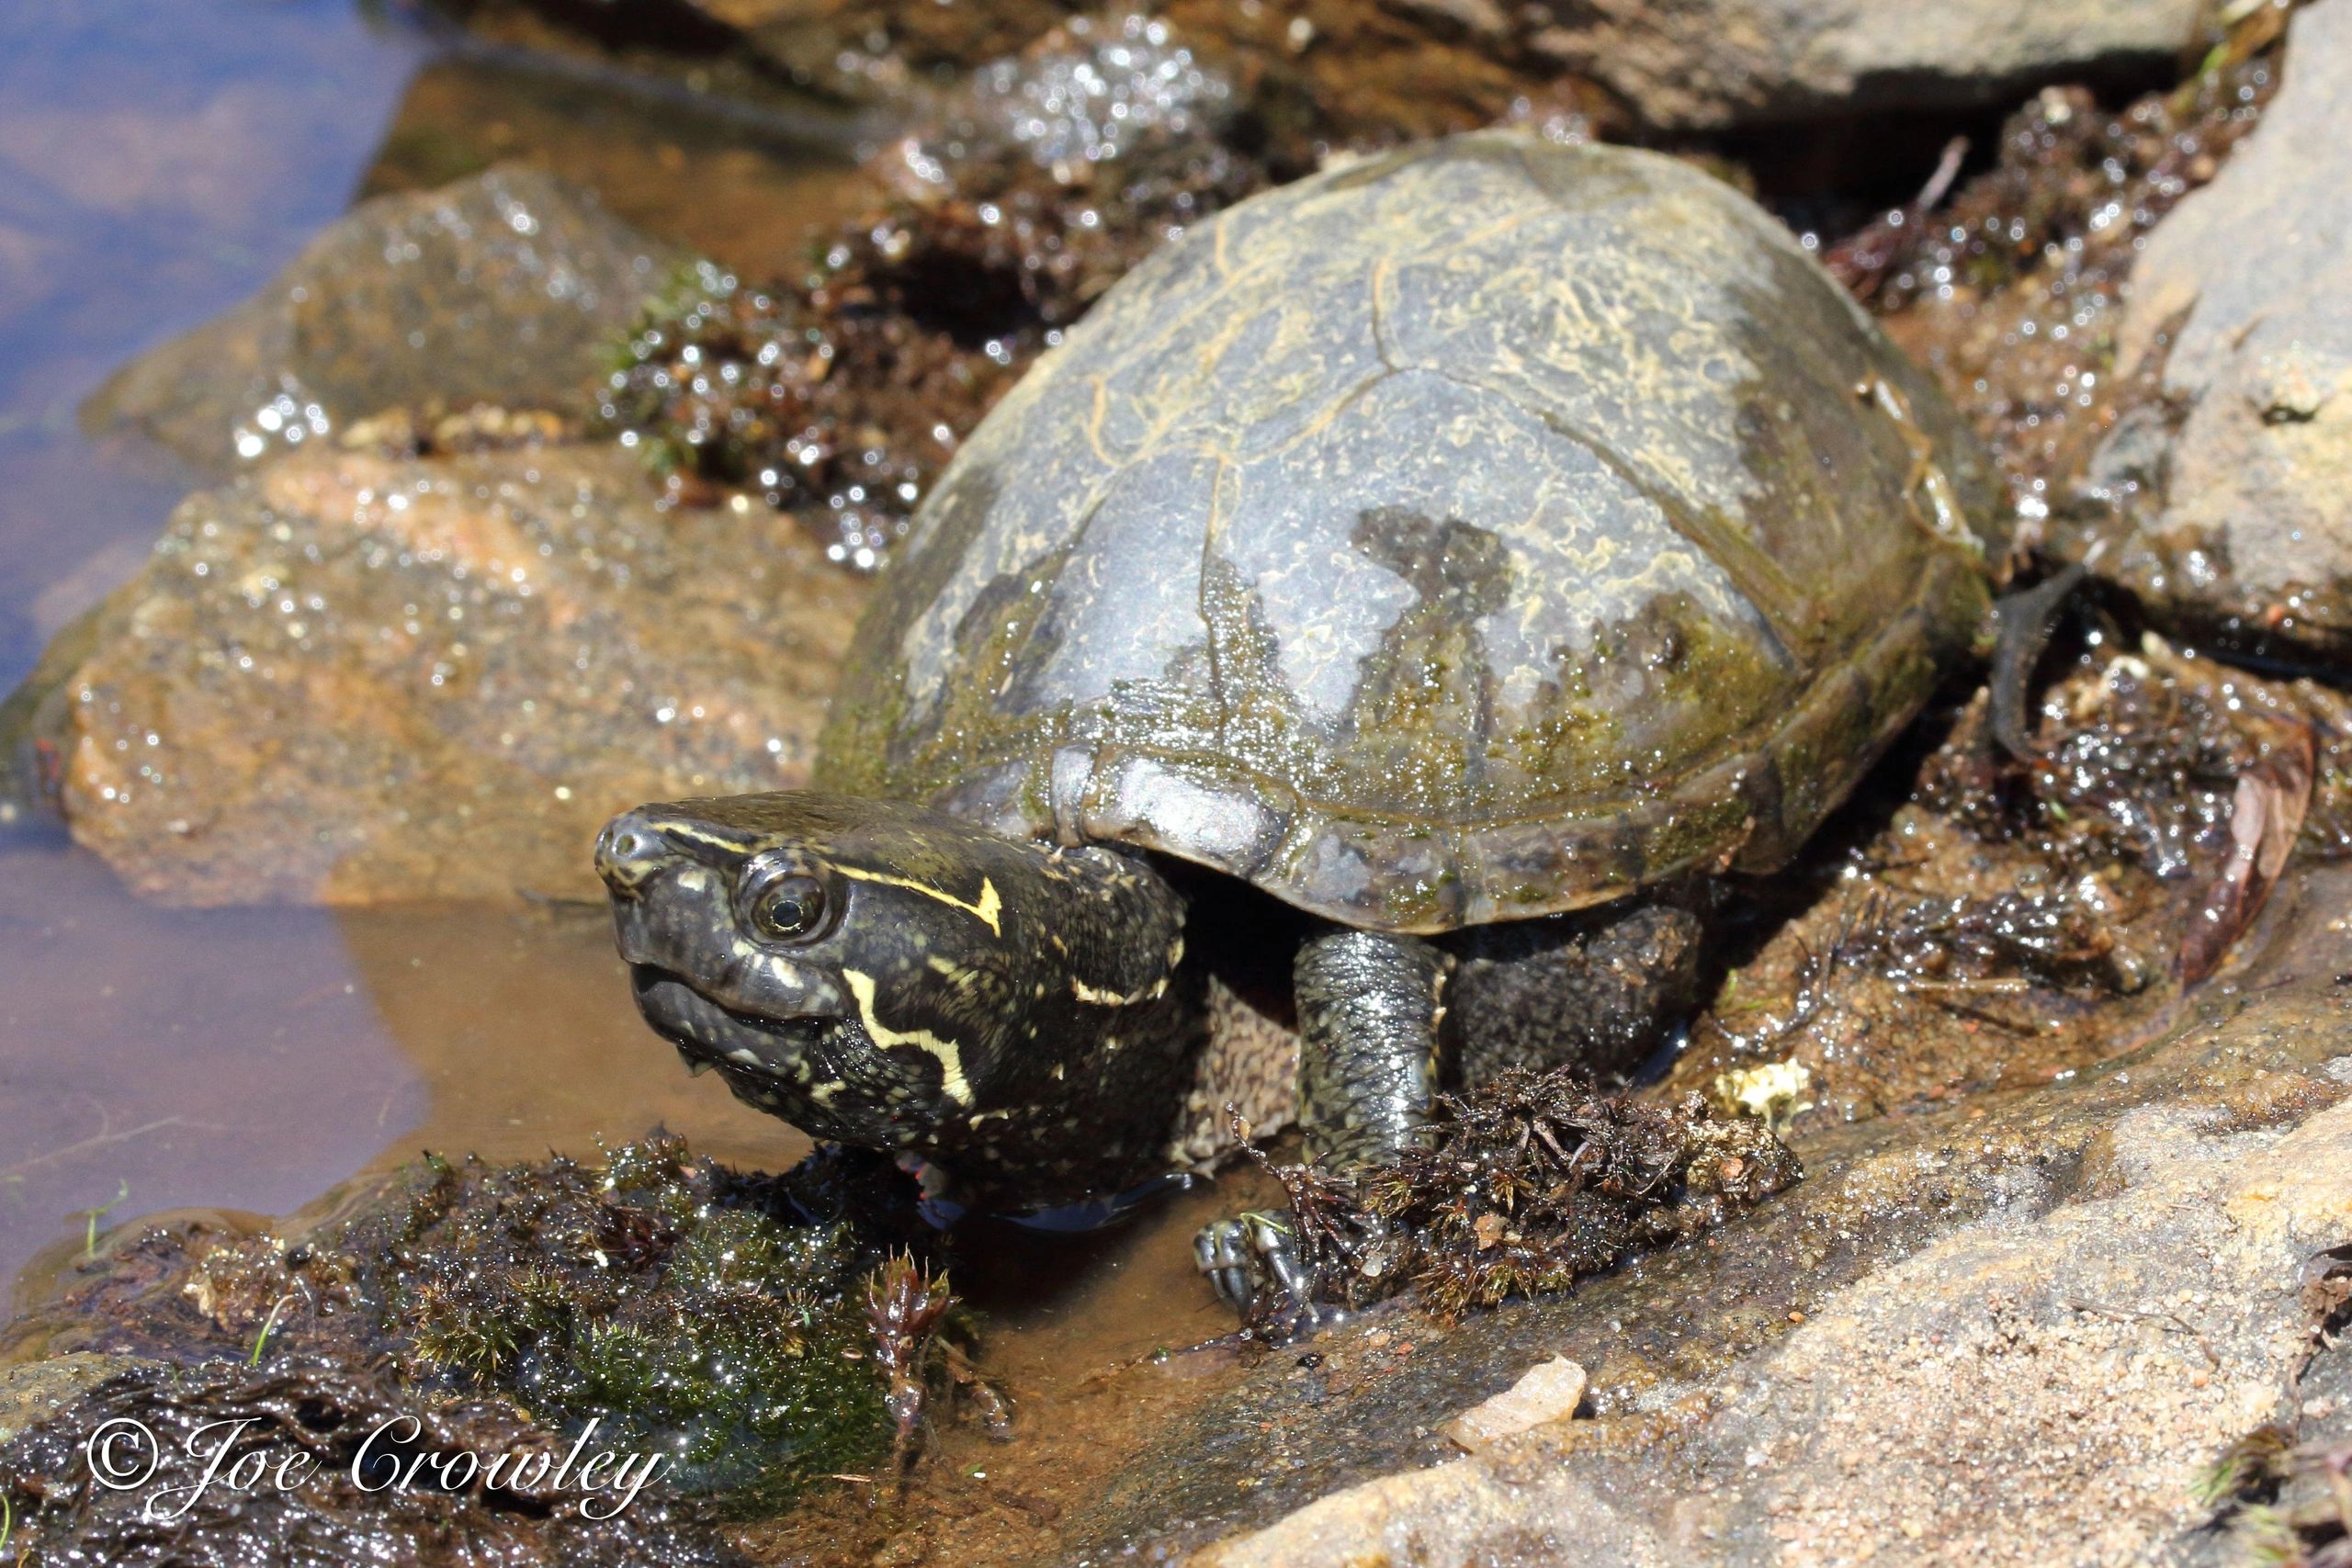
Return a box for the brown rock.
[1203,1085,2352,1566]
[54,445,867,905]
[639,0,2201,134]
[82,167,684,476]
[687,0,1072,99]
[582,0,1597,143]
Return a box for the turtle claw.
[1194,1209,1338,1336]
[1193,1213,1260,1313]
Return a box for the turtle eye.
[739,867,831,943]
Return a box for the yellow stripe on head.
[842,969,975,1106]
[835,866,1002,935]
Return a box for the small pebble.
[1442,1356,1588,1452]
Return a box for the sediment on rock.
[2080,0,2352,665]
[51,445,867,905]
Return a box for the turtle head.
[595,791,1197,1198]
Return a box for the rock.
[1212,1089,2352,1565]
[352,54,875,277]
[82,167,684,476]
[51,444,868,905]
[623,0,2204,133]
[1,584,130,828]
[554,0,1598,143]
[2094,0,2352,665]
[1541,0,2205,129]
[1209,1089,2352,1564]
[683,0,1073,102]
[0,1353,152,1444]
[1071,854,2352,1562]
[1441,1356,1586,1452]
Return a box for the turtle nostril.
[596,818,662,897]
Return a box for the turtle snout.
[597,811,669,899]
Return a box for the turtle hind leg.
[1196,931,1447,1330]
[1445,895,1708,1089]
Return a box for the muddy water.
[0,2,869,1289]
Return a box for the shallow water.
[0,0,869,1288]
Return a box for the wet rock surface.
[47,443,866,905]
[82,166,684,476]
[1073,857,2352,1562]
[1542,0,2206,130]
[2084,0,2352,665]
[1199,1075,2352,1565]
[0,1137,930,1565]
[353,50,873,276]
[1847,14,2284,523]
[1667,634,2352,1129]
[504,0,2211,137]
[575,0,1606,141]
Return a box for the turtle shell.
[817,133,1999,934]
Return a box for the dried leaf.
[2178,726,2314,984]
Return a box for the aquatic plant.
[372,1136,899,1511]
[1240,1067,1802,1331]
[0,1136,936,1563]
[0,1353,752,1566]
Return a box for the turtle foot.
[1194,1209,1341,1338]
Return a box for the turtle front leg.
[1294,931,1449,1169]
[1196,931,1446,1327]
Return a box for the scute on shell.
[820,132,1997,932]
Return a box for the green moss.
[0,1137,924,1560]
[374,1137,894,1512]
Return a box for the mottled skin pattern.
[602,134,2004,1316]
[598,795,1198,1210]
[1447,896,1707,1086]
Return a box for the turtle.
[595,131,2021,1319]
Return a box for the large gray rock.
[1526,0,2204,128]
[82,167,683,475]
[50,445,868,905]
[2096,0,2352,664]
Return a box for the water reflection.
[2,819,805,1287]
[0,0,426,679]
[0,0,839,1289]
[329,896,806,1185]
[0,829,413,1284]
